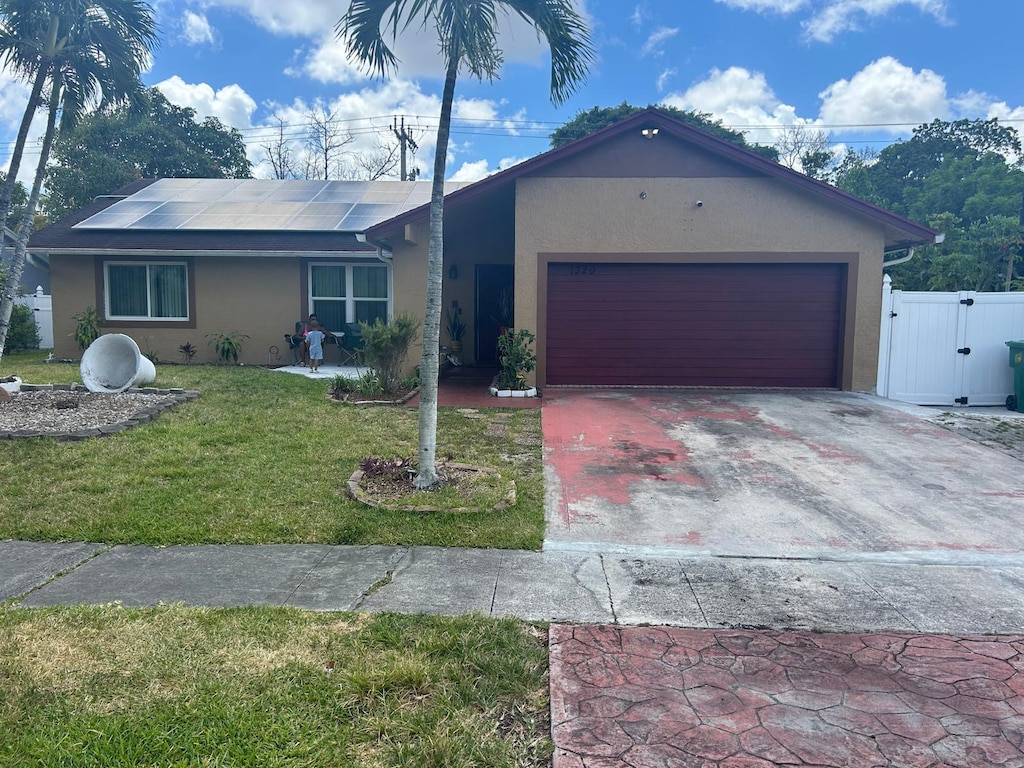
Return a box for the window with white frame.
[310,263,390,331]
[105,262,189,320]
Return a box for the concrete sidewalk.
[4,540,1024,635]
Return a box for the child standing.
[305,319,326,372]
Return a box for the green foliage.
[359,312,420,393]
[71,306,101,351]
[496,329,537,391]
[550,102,780,160]
[206,331,249,364]
[445,307,466,341]
[178,342,197,364]
[6,303,40,350]
[832,118,1024,292]
[44,88,253,221]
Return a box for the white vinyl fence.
[877,274,1024,406]
[15,287,53,348]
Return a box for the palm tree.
[338,0,593,488]
[0,0,157,362]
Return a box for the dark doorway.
[475,264,514,365]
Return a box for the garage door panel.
[546,262,843,387]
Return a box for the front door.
[475,264,514,365]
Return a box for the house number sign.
[569,264,597,276]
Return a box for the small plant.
[327,373,356,399]
[144,338,159,363]
[71,306,101,351]
[444,308,466,343]
[496,328,537,391]
[353,371,383,396]
[359,312,420,393]
[178,342,197,364]
[206,331,249,364]
[360,455,414,481]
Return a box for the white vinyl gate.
[877,275,1024,406]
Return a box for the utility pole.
[391,117,419,181]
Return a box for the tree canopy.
[549,102,780,161]
[831,118,1024,292]
[44,87,252,220]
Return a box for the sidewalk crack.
[281,546,334,607]
[489,551,503,616]
[599,555,618,624]
[683,563,709,628]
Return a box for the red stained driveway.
[542,389,1024,560]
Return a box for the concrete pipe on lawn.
[80,333,156,393]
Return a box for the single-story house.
[32,108,937,389]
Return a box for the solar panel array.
[74,178,470,232]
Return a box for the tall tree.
[339,0,593,488]
[832,118,1024,291]
[45,87,252,220]
[0,0,158,360]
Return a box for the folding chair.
[283,321,305,364]
[337,323,365,367]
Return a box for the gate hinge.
[957,347,971,355]
[960,298,975,306]
[955,397,969,405]
[889,312,898,318]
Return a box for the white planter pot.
[0,376,21,394]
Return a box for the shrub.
[359,312,420,393]
[496,328,536,391]
[206,331,248,364]
[7,303,40,350]
[72,307,101,351]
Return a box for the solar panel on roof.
[73,179,473,231]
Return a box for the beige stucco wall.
[515,176,887,391]
[51,255,304,366]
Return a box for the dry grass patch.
[0,606,551,767]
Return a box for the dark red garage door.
[546,262,843,387]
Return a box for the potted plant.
[492,328,537,397]
[445,308,466,354]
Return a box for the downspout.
[882,233,945,268]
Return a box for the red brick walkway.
[550,625,1024,767]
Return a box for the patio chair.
[337,322,365,367]
[283,321,305,364]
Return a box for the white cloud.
[804,0,949,42]
[656,68,676,92]
[639,26,679,57]
[818,56,948,130]
[715,0,807,11]
[154,76,258,129]
[204,0,571,82]
[449,155,529,182]
[663,66,811,145]
[249,79,520,181]
[716,0,949,42]
[181,10,217,46]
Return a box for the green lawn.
[0,606,551,767]
[0,352,544,548]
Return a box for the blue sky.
[3,0,1023,185]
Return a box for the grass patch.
[0,352,544,548]
[0,605,551,767]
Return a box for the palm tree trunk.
[414,50,460,489]
[0,63,48,250]
[0,76,59,363]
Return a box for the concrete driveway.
[542,389,1024,562]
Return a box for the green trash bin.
[1006,340,1024,412]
